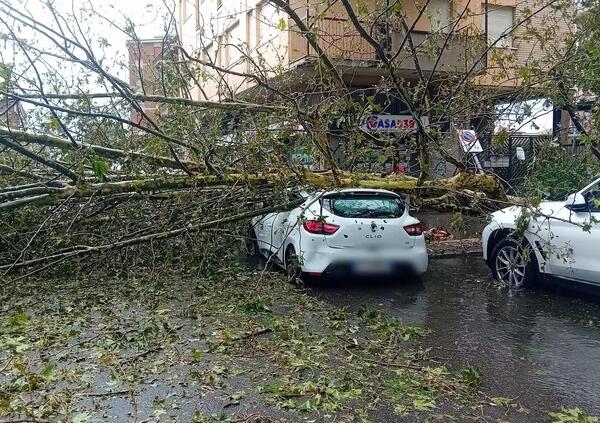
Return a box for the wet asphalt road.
[311,256,600,417]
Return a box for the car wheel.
[246,228,260,256]
[285,246,303,286]
[491,238,537,289]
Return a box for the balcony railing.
[289,17,377,63]
[289,17,486,75]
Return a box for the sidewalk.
[427,238,482,258]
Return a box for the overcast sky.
[5,0,171,82]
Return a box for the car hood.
[492,200,566,223]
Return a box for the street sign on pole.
[458,130,483,153]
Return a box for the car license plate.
[353,261,393,274]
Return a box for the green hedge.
[521,146,600,201]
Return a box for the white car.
[482,177,600,289]
[248,189,428,281]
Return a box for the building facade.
[176,0,571,173]
[127,37,176,126]
[179,0,570,96]
[0,97,25,130]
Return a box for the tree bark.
[0,126,205,171]
[0,136,79,182]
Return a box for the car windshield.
[322,194,405,218]
[584,181,600,211]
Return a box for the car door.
[549,182,600,284]
[255,194,305,258]
[270,211,293,255]
[254,212,278,253]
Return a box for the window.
[429,0,450,33]
[195,0,200,29]
[256,3,263,45]
[246,10,254,46]
[322,194,406,218]
[484,5,514,48]
[222,31,230,67]
[246,11,254,71]
[201,43,211,63]
[584,182,600,212]
[216,35,224,66]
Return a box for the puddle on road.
[310,256,600,416]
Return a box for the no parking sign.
[458,130,483,153]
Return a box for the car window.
[585,182,600,212]
[322,194,405,218]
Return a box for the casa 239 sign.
[364,115,429,132]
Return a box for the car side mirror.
[565,192,588,211]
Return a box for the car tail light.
[303,220,340,235]
[404,223,424,236]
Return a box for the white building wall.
[176,0,290,100]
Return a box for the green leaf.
[0,63,12,91]
[297,399,318,412]
[72,412,93,423]
[276,18,286,31]
[7,312,28,328]
[460,366,483,387]
[548,407,599,423]
[491,396,514,407]
[48,117,61,130]
[41,363,56,378]
[356,0,369,15]
[191,349,203,362]
[412,398,436,411]
[91,159,109,180]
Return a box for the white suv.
[482,177,600,288]
[248,189,428,281]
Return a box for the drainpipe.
[306,0,310,56]
[385,0,390,52]
[484,0,489,69]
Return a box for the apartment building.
[0,96,25,130]
[179,0,569,94]
[127,37,177,126]
[177,0,571,172]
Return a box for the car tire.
[285,245,303,286]
[246,227,260,256]
[491,238,538,289]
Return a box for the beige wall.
[477,0,572,88]
[177,0,572,98]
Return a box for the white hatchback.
[482,177,600,289]
[248,189,428,281]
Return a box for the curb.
[427,238,482,259]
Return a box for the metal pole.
[508,136,513,190]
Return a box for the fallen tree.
[0,0,574,278]
[0,126,205,172]
[0,164,507,212]
[0,169,505,275]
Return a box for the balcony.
[289,17,378,63]
[288,17,486,79]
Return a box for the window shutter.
[429,0,450,33]
[484,5,514,47]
